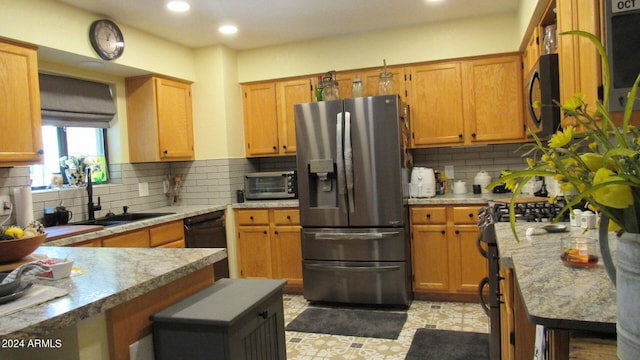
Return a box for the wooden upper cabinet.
[242,82,278,156]
[126,75,194,162]
[556,0,601,128]
[409,62,465,147]
[243,78,312,157]
[0,39,43,166]
[276,78,312,155]
[523,27,541,75]
[463,54,525,143]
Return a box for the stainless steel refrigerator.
[295,94,412,307]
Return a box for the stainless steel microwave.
[244,171,297,200]
[525,53,561,139]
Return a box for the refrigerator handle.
[344,112,355,213]
[336,113,347,213]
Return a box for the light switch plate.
[445,165,454,179]
[0,195,11,215]
[138,182,149,197]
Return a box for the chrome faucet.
[86,168,102,220]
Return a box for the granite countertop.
[44,204,228,246]
[0,246,226,339]
[495,222,616,332]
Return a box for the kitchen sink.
[70,212,175,227]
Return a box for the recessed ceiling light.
[219,25,238,35]
[167,1,190,12]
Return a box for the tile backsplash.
[0,143,528,226]
[0,158,255,227]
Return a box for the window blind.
[39,73,116,128]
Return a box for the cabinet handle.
[441,230,445,235]
[258,310,269,319]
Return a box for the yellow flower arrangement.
[489,30,640,237]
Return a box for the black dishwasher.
[184,210,229,280]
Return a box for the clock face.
[89,19,125,60]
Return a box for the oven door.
[525,53,560,139]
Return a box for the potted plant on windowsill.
[59,155,92,187]
[488,30,640,360]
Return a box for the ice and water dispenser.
[306,159,337,207]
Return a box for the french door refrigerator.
[295,94,412,307]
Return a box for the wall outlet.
[138,182,149,197]
[444,165,455,179]
[0,195,11,216]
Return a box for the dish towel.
[0,284,69,317]
[1,263,51,284]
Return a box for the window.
[30,126,109,189]
[30,73,116,189]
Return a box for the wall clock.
[89,19,125,61]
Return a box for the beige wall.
[236,12,522,83]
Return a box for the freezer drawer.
[302,228,406,261]
[302,260,411,306]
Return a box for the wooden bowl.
[0,233,47,264]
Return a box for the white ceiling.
[57,0,521,50]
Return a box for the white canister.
[570,209,583,227]
[580,211,597,229]
[453,181,467,195]
[473,171,492,194]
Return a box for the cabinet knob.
[426,214,431,219]
[455,230,460,235]
[272,145,277,150]
[472,133,476,138]
[275,230,279,235]
[163,149,168,154]
[458,134,463,139]
[468,213,474,218]
[286,215,291,220]
[37,149,44,155]
[249,216,254,220]
[283,145,287,150]
[258,310,269,319]
[441,230,445,235]
[263,230,268,235]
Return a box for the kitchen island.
[0,246,226,359]
[495,222,617,358]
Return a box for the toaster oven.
[244,171,297,200]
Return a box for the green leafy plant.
[489,30,640,238]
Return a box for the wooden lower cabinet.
[501,267,536,360]
[235,208,302,292]
[98,220,185,248]
[410,205,487,301]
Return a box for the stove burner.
[492,201,566,223]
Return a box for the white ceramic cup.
[580,211,596,229]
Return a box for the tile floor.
[283,295,489,359]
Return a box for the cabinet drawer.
[102,229,149,248]
[156,239,186,248]
[236,210,269,225]
[150,220,184,247]
[411,207,447,224]
[273,209,300,225]
[452,206,483,224]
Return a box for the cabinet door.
[102,229,150,248]
[523,27,541,75]
[237,226,272,278]
[409,62,465,147]
[149,220,185,247]
[450,224,486,293]
[0,41,43,165]
[271,225,302,287]
[557,0,601,128]
[155,78,195,160]
[242,83,279,156]
[276,79,312,155]
[412,225,449,292]
[463,54,525,143]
